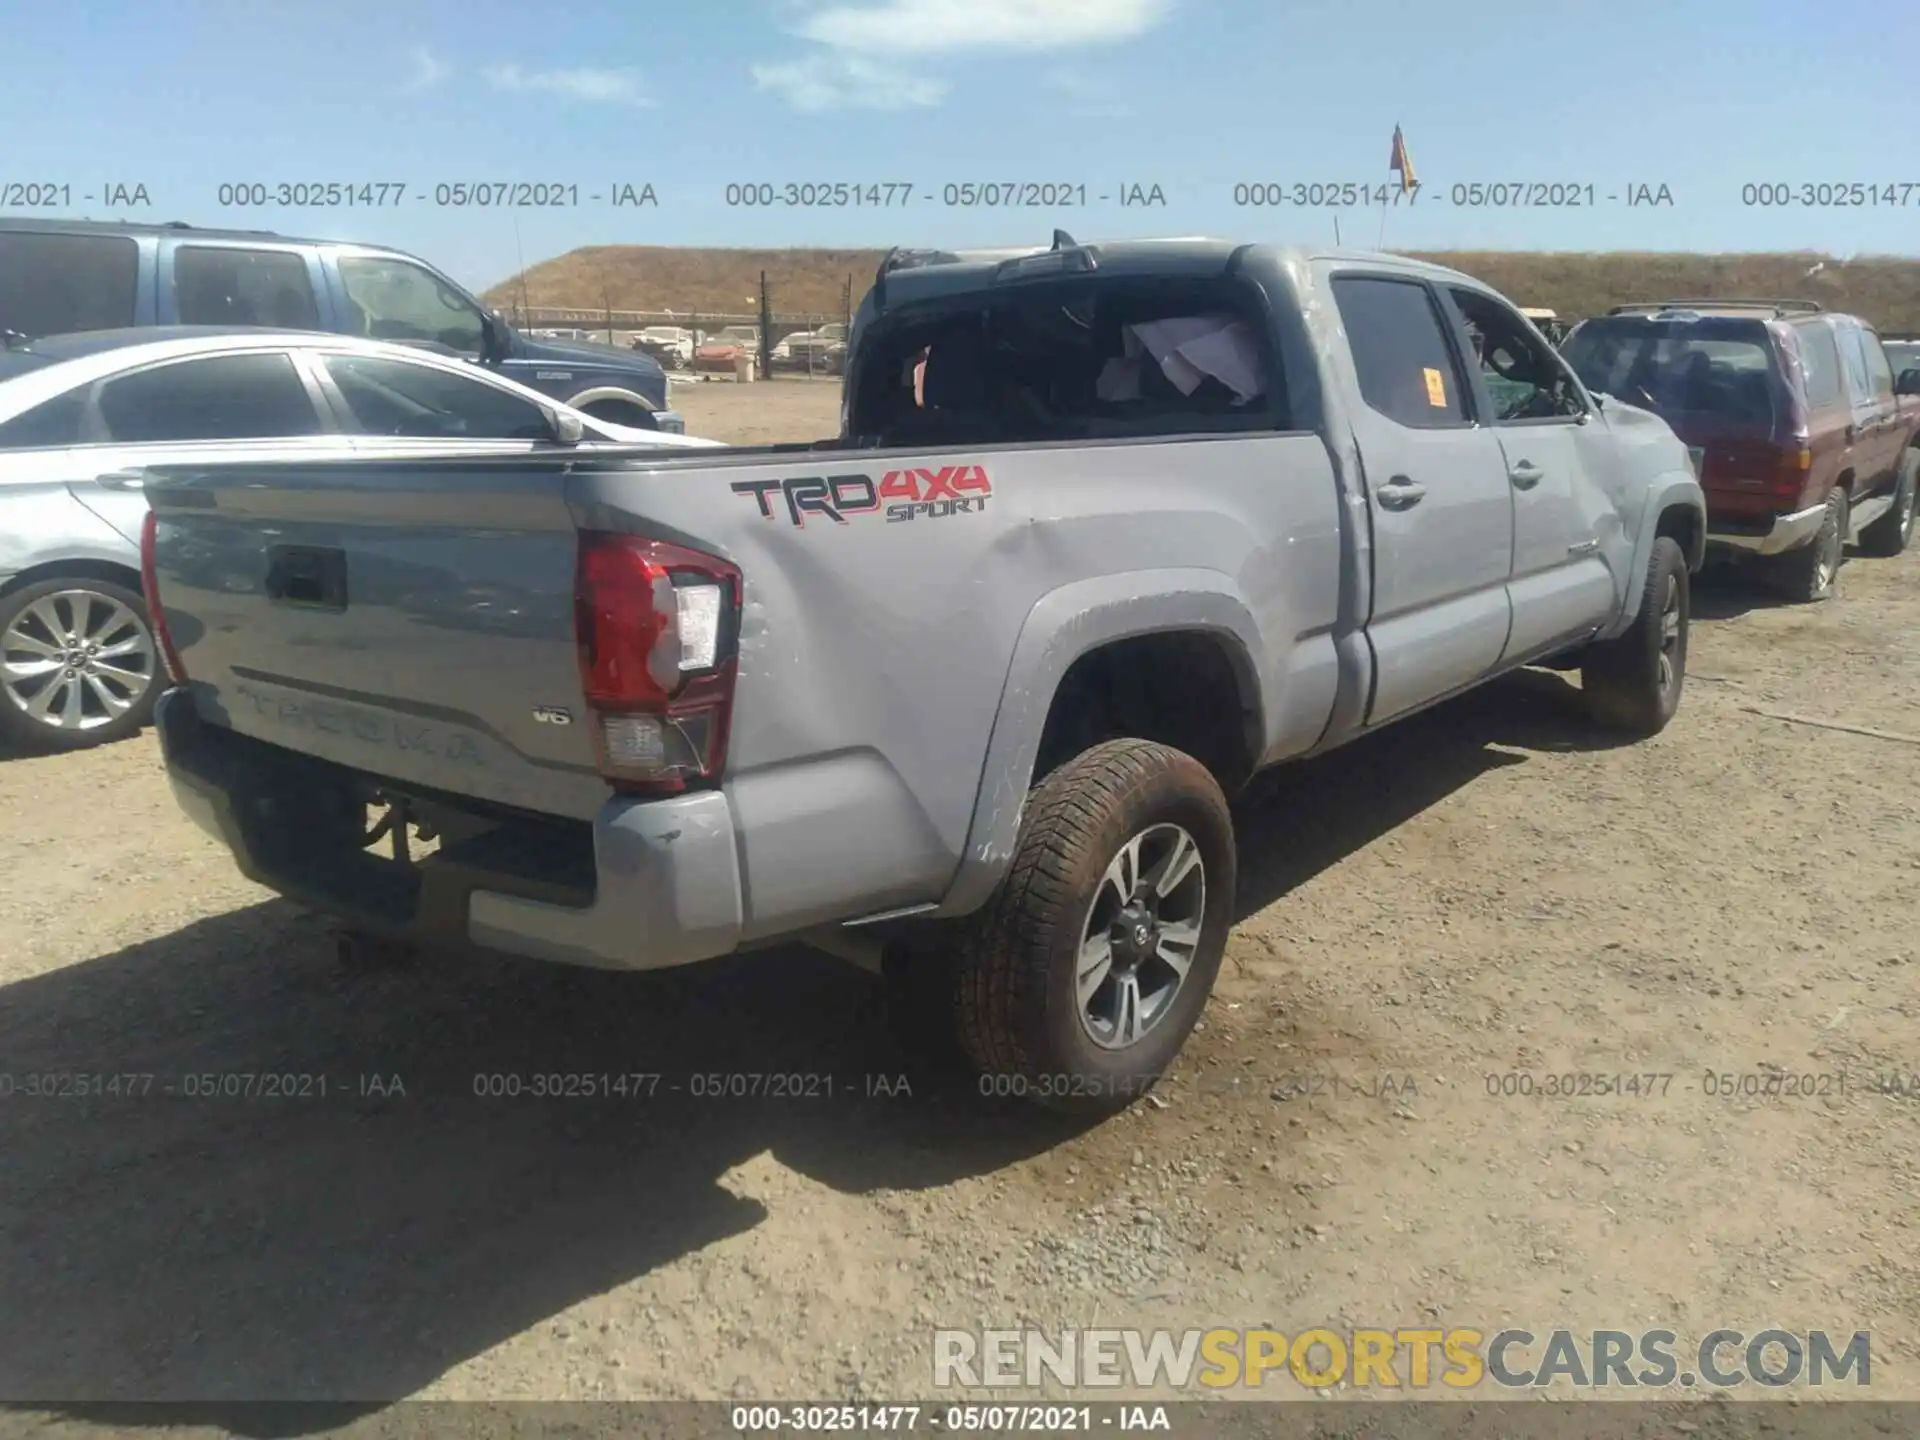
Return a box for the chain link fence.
[501,273,859,381]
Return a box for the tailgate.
[144,455,609,821]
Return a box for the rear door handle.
[1508,461,1543,490]
[93,471,146,490]
[1376,476,1427,510]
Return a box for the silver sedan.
[0,326,722,751]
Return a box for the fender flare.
[931,568,1267,919]
[1598,474,1706,642]
[563,386,658,414]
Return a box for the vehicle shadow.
[0,724,150,765]
[0,903,1080,1419]
[1691,560,1786,621]
[0,668,1625,1422]
[1230,668,1620,920]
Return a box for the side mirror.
[480,311,506,362]
[545,406,584,447]
[1896,368,1920,397]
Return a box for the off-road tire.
[1769,488,1848,601]
[1582,536,1689,736]
[1857,451,1919,558]
[0,576,161,752]
[952,739,1235,1115]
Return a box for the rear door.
[160,240,329,330]
[1327,270,1515,725]
[1856,327,1906,486]
[61,350,347,544]
[1834,320,1886,483]
[1791,320,1855,503]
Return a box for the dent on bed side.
[931,571,1266,919]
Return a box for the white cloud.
[750,51,947,111]
[401,47,450,93]
[483,64,651,106]
[794,0,1172,54]
[753,0,1168,112]
[1044,64,1131,117]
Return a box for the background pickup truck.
[141,238,1706,1113]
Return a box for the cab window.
[174,246,321,329]
[337,257,486,357]
[320,353,549,439]
[94,352,323,442]
[1446,286,1586,422]
[848,274,1286,446]
[0,232,138,338]
[1330,275,1469,428]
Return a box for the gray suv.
[0,218,679,432]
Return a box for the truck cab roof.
[861,237,1491,335]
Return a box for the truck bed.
[144,433,1346,951]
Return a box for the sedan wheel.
[0,579,160,750]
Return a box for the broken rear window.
[848,275,1288,446]
[1562,317,1778,426]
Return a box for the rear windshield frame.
[844,272,1292,447]
[1561,315,1783,427]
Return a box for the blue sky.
[5,0,1917,292]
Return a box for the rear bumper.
[156,690,743,971]
[1706,502,1827,557]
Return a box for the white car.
[0,326,722,750]
[634,326,695,369]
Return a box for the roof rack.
[1608,297,1823,317]
[157,219,279,236]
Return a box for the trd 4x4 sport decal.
[732,465,992,527]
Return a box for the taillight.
[1703,441,1813,506]
[138,510,188,685]
[573,530,741,796]
[1768,444,1813,504]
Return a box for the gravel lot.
[3,377,1916,1412]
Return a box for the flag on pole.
[1389,124,1417,193]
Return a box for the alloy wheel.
[1,589,157,732]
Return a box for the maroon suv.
[1562,300,1920,600]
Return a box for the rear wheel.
[953,739,1235,1115]
[1769,488,1848,601]
[0,577,160,751]
[1858,451,1918,557]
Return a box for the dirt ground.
[3,377,1918,1414]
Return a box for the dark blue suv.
[0,217,680,430]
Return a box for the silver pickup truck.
[140,237,1706,1112]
